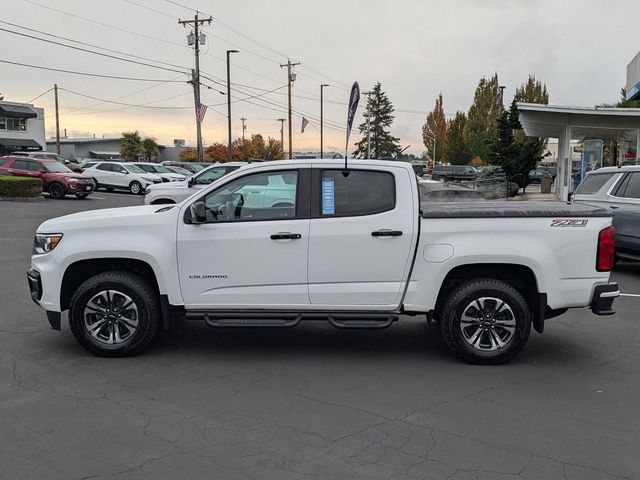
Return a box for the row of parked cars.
[430,164,557,184]
[0,151,227,199]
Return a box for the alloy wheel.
[83,289,139,346]
[459,296,516,352]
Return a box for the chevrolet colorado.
[28,160,619,364]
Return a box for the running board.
[187,311,399,329]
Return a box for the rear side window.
[618,172,640,199]
[11,160,31,170]
[320,170,395,217]
[96,163,112,172]
[575,173,614,195]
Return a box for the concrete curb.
[0,196,44,202]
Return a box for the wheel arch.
[435,263,545,333]
[60,258,176,328]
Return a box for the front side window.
[576,173,615,195]
[195,167,226,185]
[319,170,395,217]
[200,170,298,222]
[138,164,154,173]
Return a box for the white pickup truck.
[28,159,619,364]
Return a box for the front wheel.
[68,271,160,357]
[48,182,66,199]
[439,279,532,364]
[129,181,143,195]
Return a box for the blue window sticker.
[322,177,335,215]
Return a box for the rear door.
[93,163,115,186]
[5,159,33,177]
[307,165,417,308]
[608,172,640,255]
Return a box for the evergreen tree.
[422,93,447,162]
[445,112,471,165]
[489,100,544,190]
[463,74,502,162]
[353,82,401,159]
[141,137,160,162]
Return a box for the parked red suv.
[0,156,95,199]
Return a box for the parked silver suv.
[574,165,640,260]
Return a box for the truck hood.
[37,205,179,233]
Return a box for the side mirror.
[187,178,194,188]
[189,201,207,224]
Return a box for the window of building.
[0,117,27,131]
[319,170,395,217]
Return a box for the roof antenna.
[343,81,360,177]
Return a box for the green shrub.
[0,176,43,198]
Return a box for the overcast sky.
[2,0,639,155]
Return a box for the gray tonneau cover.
[421,201,612,218]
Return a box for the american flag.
[196,102,208,123]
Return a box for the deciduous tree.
[179,148,197,162]
[463,74,502,162]
[422,93,447,163]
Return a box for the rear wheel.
[439,279,532,364]
[48,182,65,199]
[69,271,160,357]
[129,181,143,195]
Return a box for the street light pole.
[320,84,329,159]
[226,49,239,163]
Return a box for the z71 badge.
[550,219,589,228]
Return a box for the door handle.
[371,229,403,237]
[270,232,302,240]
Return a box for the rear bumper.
[590,282,619,315]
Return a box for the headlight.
[33,233,63,255]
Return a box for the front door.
[307,166,417,308]
[177,167,311,308]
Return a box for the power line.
[59,88,192,109]
[22,0,186,48]
[1,88,53,113]
[0,59,184,82]
[0,20,190,72]
[0,26,187,75]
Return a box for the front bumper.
[590,282,618,315]
[27,268,62,330]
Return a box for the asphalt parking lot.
[1,193,639,480]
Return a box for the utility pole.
[320,84,329,159]
[226,49,239,162]
[54,83,60,155]
[362,91,373,159]
[280,59,300,159]
[179,13,212,162]
[277,118,285,158]
[241,116,247,142]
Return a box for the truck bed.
[420,201,612,218]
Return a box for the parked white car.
[135,162,186,182]
[144,162,246,204]
[84,161,163,195]
[29,159,618,364]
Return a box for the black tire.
[68,271,160,357]
[48,182,66,199]
[129,181,143,195]
[439,279,532,365]
[75,193,89,199]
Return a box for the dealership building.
[0,100,45,156]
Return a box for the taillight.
[596,226,615,272]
